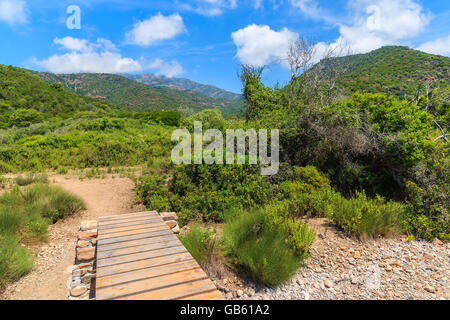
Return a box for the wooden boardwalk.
[95,211,223,300]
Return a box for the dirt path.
[0,174,145,300]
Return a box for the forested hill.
[124,73,242,102]
[34,72,244,116]
[316,46,450,98]
[0,65,116,128]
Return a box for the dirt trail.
[0,174,145,300]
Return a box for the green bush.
[222,210,303,287]
[179,225,218,268]
[15,173,48,186]
[330,191,404,239]
[0,235,33,289]
[0,183,86,287]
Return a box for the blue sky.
[0,0,449,93]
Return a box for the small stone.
[81,273,95,285]
[353,251,361,259]
[80,220,97,231]
[78,231,98,241]
[385,266,393,272]
[160,212,178,222]
[390,261,401,267]
[424,285,435,294]
[351,277,358,285]
[77,240,90,248]
[236,289,244,297]
[172,225,180,234]
[342,285,352,294]
[423,253,433,261]
[324,280,333,288]
[77,248,95,262]
[70,285,88,297]
[165,220,177,229]
[91,239,97,246]
[432,238,443,246]
[247,288,255,297]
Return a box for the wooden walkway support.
[95,211,223,300]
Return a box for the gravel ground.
[213,218,449,300]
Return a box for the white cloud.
[231,24,298,66]
[417,35,450,56]
[319,0,431,54]
[126,13,186,47]
[147,59,184,77]
[183,0,238,16]
[0,0,28,25]
[34,37,143,74]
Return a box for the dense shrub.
[15,173,48,186]
[330,191,404,239]
[222,210,305,287]
[179,225,218,268]
[0,183,86,288]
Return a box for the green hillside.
[35,72,244,116]
[124,73,242,101]
[0,65,115,128]
[316,46,450,98]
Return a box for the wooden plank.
[98,216,162,227]
[97,234,178,253]
[96,268,209,300]
[99,211,158,221]
[97,229,173,246]
[98,219,163,231]
[96,260,201,289]
[97,246,188,268]
[98,222,167,235]
[98,225,168,240]
[97,239,182,260]
[97,252,194,278]
[96,212,222,300]
[116,278,218,300]
[180,290,225,300]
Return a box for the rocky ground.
[213,218,449,300]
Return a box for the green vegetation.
[0,45,448,289]
[222,210,309,287]
[15,173,48,186]
[179,225,219,268]
[0,183,86,288]
[35,72,245,116]
[315,46,450,98]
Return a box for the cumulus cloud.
[0,0,28,25]
[147,59,184,77]
[231,24,298,66]
[126,13,186,47]
[417,35,450,56]
[34,37,142,74]
[311,0,431,55]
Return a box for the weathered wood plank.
[98,216,162,227]
[180,290,225,300]
[115,278,218,300]
[97,239,181,260]
[98,222,167,235]
[98,225,168,239]
[96,252,194,278]
[99,211,158,221]
[97,234,178,253]
[97,246,188,268]
[97,268,209,300]
[97,229,173,246]
[96,260,201,289]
